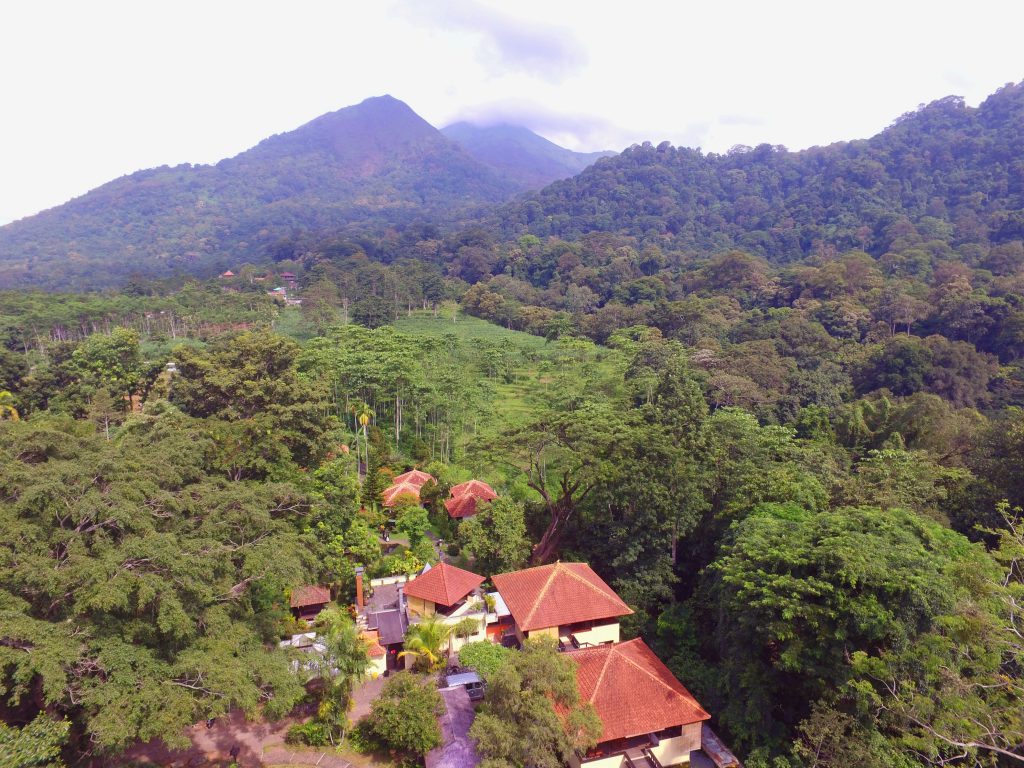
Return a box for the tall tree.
[458,498,530,575]
[469,639,602,768]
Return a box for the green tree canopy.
[469,639,602,768]
[362,672,443,757]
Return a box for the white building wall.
[649,724,702,766]
[573,753,626,768]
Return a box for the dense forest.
[2,80,1024,767]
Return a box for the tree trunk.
[531,497,575,564]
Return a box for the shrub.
[363,672,443,756]
[286,721,331,747]
[458,640,511,680]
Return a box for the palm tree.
[351,402,374,482]
[399,616,453,672]
[313,607,371,744]
[0,391,19,421]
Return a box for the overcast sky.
[1,0,1022,225]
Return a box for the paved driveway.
[425,686,480,768]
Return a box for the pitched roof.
[446,479,498,519]
[393,469,436,488]
[491,562,633,632]
[361,630,387,658]
[445,494,482,519]
[403,562,485,607]
[569,639,710,743]
[290,585,331,608]
[382,480,422,507]
[450,479,497,499]
[369,608,408,645]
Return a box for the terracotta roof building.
[361,630,387,659]
[382,479,424,507]
[568,638,711,767]
[289,585,331,621]
[404,563,485,617]
[394,469,436,488]
[491,562,633,647]
[445,479,498,519]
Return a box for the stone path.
[424,686,480,768]
[349,675,385,722]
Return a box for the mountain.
[495,82,1024,264]
[441,122,614,190]
[0,96,522,289]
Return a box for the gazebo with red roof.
[568,638,711,767]
[393,469,436,488]
[445,479,498,519]
[403,562,485,618]
[382,479,424,508]
[491,562,633,647]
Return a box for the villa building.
[567,639,710,768]
[491,562,633,648]
[403,562,489,653]
[289,585,331,622]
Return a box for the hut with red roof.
[444,479,498,519]
[381,470,436,508]
[289,585,331,622]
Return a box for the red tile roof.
[394,469,436,488]
[446,479,498,519]
[290,585,331,608]
[569,639,710,743]
[403,563,485,608]
[382,480,422,507]
[445,494,481,519]
[450,479,497,499]
[491,562,633,632]
[361,630,387,658]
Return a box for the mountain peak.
[242,94,438,167]
[441,121,613,190]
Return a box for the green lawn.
[392,304,548,351]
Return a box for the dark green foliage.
[362,672,443,757]
[172,331,336,477]
[699,503,987,754]
[286,721,331,747]
[469,639,602,768]
[0,714,69,768]
[458,497,530,575]
[0,413,312,752]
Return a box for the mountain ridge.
[0,95,605,289]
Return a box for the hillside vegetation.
[3,81,1024,767]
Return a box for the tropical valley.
[1,77,1024,768]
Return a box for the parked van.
[444,671,486,701]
